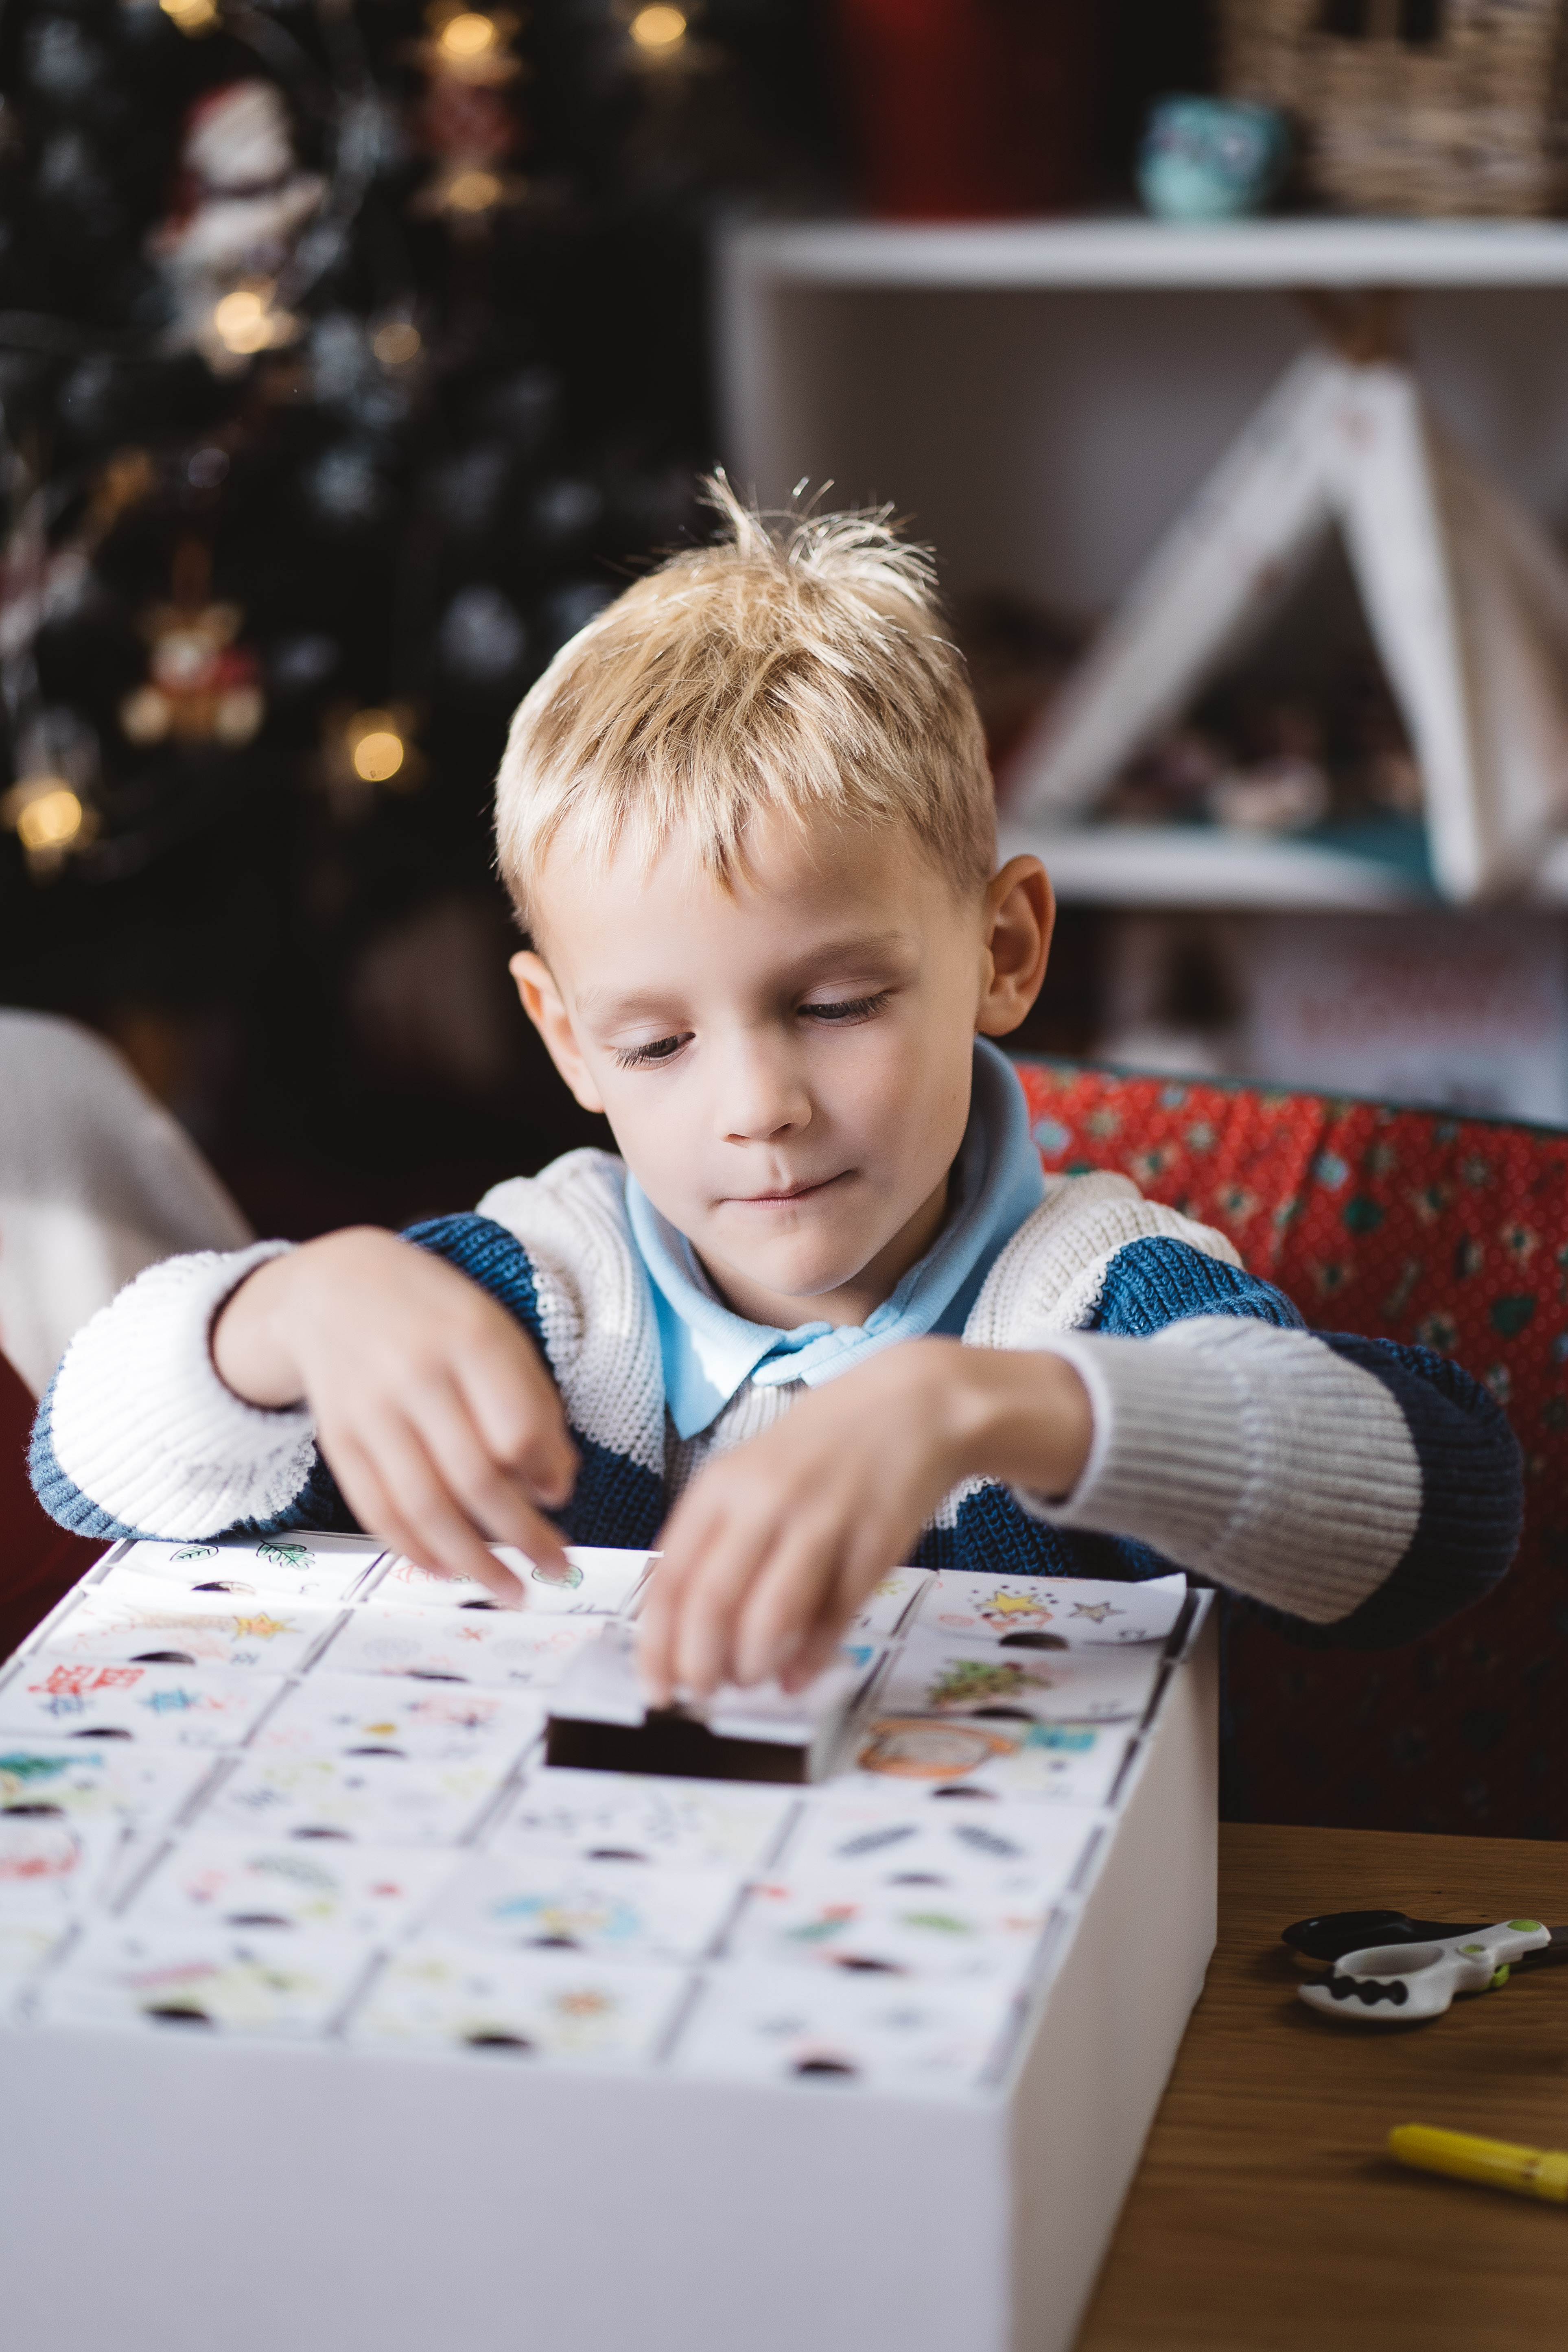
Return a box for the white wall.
[722,284,1568,619]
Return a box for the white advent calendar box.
[0,1539,1217,2352]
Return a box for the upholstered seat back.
[1013,1057,1568,1839]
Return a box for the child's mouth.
[729,1174,846,1208]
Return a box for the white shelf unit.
[995,822,1427,910]
[715,215,1568,911]
[719,214,1568,292]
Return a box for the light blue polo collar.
[625,1038,1044,1441]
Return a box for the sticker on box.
[494,1767,796,1874]
[877,1634,1161,1725]
[125,1832,461,1940]
[375,1546,652,1617]
[319,1606,599,1690]
[848,1715,1133,1805]
[37,1573,341,1676]
[199,1751,511,1848]
[921,1571,1186,1648]
[0,1741,217,1827]
[777,1793,1096,1897]
[103,1534,385,1606]
[0,1809,132,1916]
[669,1963,1018,2095]
[39,1919,372,2035]
[247,1673,543,1772]
[431,1851,740,1963]
[348,1936,690,2063]
[0,1660,285,1749]
[726,1873,1050,1981]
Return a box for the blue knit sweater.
[31,1113,1521,1653]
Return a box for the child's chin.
[744,1246,871,1304]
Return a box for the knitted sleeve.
[30,1240,316,1541]
[31,1166,667,1554]
[1005,1233,1522,1647]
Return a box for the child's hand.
[636,1340,1092,1703]
[212,1230,578,1604]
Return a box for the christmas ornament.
[411,4,527,225]
[118,541,265,748]
[148,82,323,369]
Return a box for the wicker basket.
[1220,0,1568,217]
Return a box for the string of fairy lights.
[0,0,709,882]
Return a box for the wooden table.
[1077,1823,1568,2350]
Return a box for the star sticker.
[1068,1601,1122,1623]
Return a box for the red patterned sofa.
[1013,1057,1568,1841]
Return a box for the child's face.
[513,812,1050,1326]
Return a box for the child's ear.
[975,855,1054,1038]
[510,950,608,1114]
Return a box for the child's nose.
[719,1039,811,1142]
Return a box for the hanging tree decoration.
[147,80,324,370]
[119,536,265,749]
[410,3,528,227]
[0,430,142,879]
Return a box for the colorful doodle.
[531,1559,583,1591]
[922,1658,1051,1714]
[856,1720,1015,1780]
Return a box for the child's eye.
[614,1032,690,1070]
[801,991,890,1026]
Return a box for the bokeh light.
[630,6,687,51]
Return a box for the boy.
[33,486,1522,1704]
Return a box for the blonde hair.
[493,476,995,931]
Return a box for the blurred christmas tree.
[0,0,844,1232]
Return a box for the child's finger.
[669,1499,785,1696]
[636,1485,734,1702]
[369,1417,533,1600]
[456,1332,579,1510]
[778,1616,849,1694]
[632,1566,682,1707]
[319,1431,429,1579]
[730,1513,847,1687]
[318,1427,524,1601]
[410,1376,571,1572]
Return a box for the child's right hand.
[212,1229,578,1604]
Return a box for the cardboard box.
[0,1547,1215,2352]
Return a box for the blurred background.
[5,0,1568,1245]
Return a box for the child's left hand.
[636,1339,1092,1704]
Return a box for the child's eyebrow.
[575,931,916,1026]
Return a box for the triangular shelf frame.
[1008,348,1568,903]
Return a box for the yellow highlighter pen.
[1389,2124,1568,2204]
